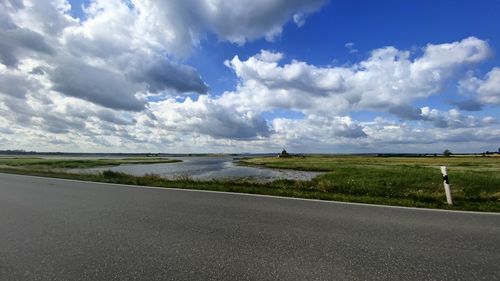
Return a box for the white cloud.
[181,0,326,44]
[80,0,327,52]
[271,115,367,146]
[413,37,491,71]
[0,69,40,98]
[223,37,491,118]
[150,96,270,140]
[49,58,147,111]
[0,1,499,153]
[344,42,358,54]
[360,117,500,151]
[419,107,495,128]
[456,67,500,110]
[477,68,500,104]
[0,0,327,112]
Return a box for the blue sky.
[188,0,500,91]
[68,0,500,95]
[0,0,499,153]
[187,0,500,123]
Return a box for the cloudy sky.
[0,0,499,153]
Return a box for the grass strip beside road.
[0,157,181,170]
[0,156,499,212]
[239,155,500,212]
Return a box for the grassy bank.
[0,157,181,170]
[1,156,499,212]
[239,155,500,212]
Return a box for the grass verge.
[238,155,500,212]
[1,156,499,212]
[0,157,181,170]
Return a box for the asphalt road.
[0,173,499,281]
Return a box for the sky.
[0,0,499,153]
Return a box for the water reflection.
[80,157,321,182]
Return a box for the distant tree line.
[0,149,37,155]
[376,148,500,157]
[479,148,500,156]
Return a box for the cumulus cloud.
[0,95,35,125]
[0,0,332,146]
[413,37,491,70]
[0,0,327,112]
[38,112,87,134]
[0,71,40,98]
[96,109,137,126]
[190,38,497,151]
[0,1,499,153]
[137,0,327,45]
[49,60,146,111]
[223,37,491,118]
[0,27,54,67]
[464,68,500,105]
[419,107,495,128]
[451,99,483,111]
[455,67,500,111]
[362,117,500,149]
[127,57,209,95]
[272,115,367,142]
[151,96,270,140]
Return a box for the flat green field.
[0,157,181,170]
[239,155,500,212]
[0,155,498,212]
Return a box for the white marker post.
[440,166,453,205]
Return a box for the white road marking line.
[1,172,499,216]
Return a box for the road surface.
[1,173,499,280]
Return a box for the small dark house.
[278,149,290,158]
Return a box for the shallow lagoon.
[79,156,321,182]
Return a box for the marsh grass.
[0,157,181,170]
[240,155,500,211]
[1,155,499,212]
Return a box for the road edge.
[2,172,499,216]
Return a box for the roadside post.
[440,166,453,205]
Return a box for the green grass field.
[0,157,181,170]
[239,155,500,211]
[0,155,498,212]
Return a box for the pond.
[77,156,321,182]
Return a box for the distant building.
[277,149,290,158]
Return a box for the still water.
[80,157,321,182]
